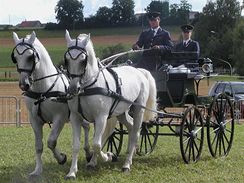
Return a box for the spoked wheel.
[207,93,234,157]
[136,121,159,156]
[102,123,124,156]
[180,106,204,163]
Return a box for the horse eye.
[27,55,33,62]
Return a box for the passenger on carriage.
[132,12,174,71]
[174,24,200,60]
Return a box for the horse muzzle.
[19,73,31,91]
[68,79,81,96]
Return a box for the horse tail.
[138,69,157,122]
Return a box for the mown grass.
[0,123,244,183]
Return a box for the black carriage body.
[150,52,210,107]
[104,50,234,163]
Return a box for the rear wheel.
[207,93,234,157]
[136,121,159,156]
[180,106,204,163]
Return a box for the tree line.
[46,0,193,30]
[46,0,244,75]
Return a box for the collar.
[152,27,160,35]
[183,39,191,44]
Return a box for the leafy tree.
[232,18,244,74]
[95,7,113,27]
[178,0,192,24]
[194,0,241,64]
[170,3,179,18]
[111,0,135,26]
[146,0,170,18]
[55,0,84,29]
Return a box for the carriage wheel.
[102,123,124,156]
[207,93,234,158]
[136,121,159,156]
[180,106,204,163]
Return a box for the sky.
[0,0,243,25]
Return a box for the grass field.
[0,123,244,183]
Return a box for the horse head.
[12,31,40,91]
[64,30,98,95]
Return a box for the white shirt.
[183,39,191,46]
[152,27,160,36]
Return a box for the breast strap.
[78,68,122,120]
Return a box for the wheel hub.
[190,130,197,139]
[219,122,226,132]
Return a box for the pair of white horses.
[12,31,157,179]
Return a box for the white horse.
[64,30,157,179]
[12,32,94,177]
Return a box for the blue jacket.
[175,40,200,59]
[136,27,173,52]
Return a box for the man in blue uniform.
[175,24,200,59]
[132,12,173,70]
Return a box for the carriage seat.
[161,51,200,72]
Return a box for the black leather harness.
[23,68,69,126]
[77,67,122,121]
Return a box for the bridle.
[11,40,64,84]
[11,40,40,74]
[64,38,88,79]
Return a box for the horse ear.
[84,33,90,47]
[65,30,72,45]
[13,32,19,44]
[29,31,36,44]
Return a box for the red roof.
[18,20,42,27]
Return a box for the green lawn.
[0,123,243,182]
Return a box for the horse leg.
[81,119,92,162]
[29,118,44,177]
[87,116,114,168]
[65,113,82,179]
[122,107,144,172]
[47,119,66,165]
[117,112,133,153]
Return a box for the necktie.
[183,41,187,47]
[153,29,157,36]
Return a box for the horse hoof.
[86,155,92,163]
[112,154,118,162]
[58,153,67,165]
[86,164,96,170]
[64,175,76,180]
[28,173,42,181]
[122,167,130,173]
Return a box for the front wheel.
[207,93,234,157]
[136,121,159,156]
[102,123,124,156]
[180,106,204,163]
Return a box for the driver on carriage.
[132,12,174,71]
[174,24,200,60]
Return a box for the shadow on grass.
[0,151,215,182]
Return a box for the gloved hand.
[152,45,160,49]
[132,44,140,50]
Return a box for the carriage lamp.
[202,58,213,74]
